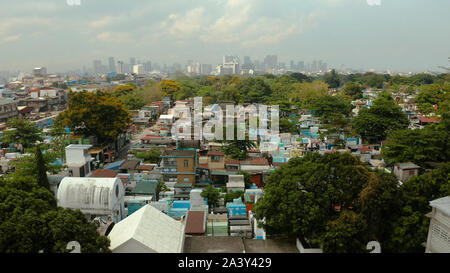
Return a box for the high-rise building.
[201,64,212,75]
[130,57,136,66]
[133,64,144,75]
[298,61,305,71]
[222,56,240,75]
[144,61,152,73]
[117,61,124,74]
[32,67,47,77]
[242,56,254,70]
[93,60,102,74]
[108,57,116,73]
[264,55,278,70]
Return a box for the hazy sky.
[0,0,449,73]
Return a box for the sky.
[0,0,449,73]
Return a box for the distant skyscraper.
[222,56,240,74]
[133,64,144,75]
[264,55,278,70]
[108,57,116,73]
[93,60,102,74]
[130,57,136,66]
[201,64,212,75]
[144,61,152,73]
[298,61,305,71]
[32,67,47,77]
[117,61,124,74]
[242,56,254,70]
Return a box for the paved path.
[130,127,153,145]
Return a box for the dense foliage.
[56,90,131,144]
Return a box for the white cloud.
[96,31,132,43]
[367,0,381,6]
[0,35,21,44]
[168,7,206,36]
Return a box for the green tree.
[222,139,255,161]
[279,118,298,134]
[306,95,353,122]
[384,163,450,253]
[320,210,369,253]
[1,119,43,149]
[133,149,161,163]
[361,72,386,89]
[353,92,408,143]
[235,78,271,103]
[343,82,364,99]
[201,186,221,211]
[253,152,371,245]
[48,122,70,159]
[382,121,449,167]
[119,93,146,110]
[112,84,135,97]
[0,176,110,253]
[238,170,252,189]
[160,79,181,98]
[415,84,450,114]
[56,91,131,144]
[224,190,244,203]
[289,80,328,106]
[324,69,341,89]
[35,145,50,190]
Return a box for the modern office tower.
[221,56,240,75]
[93,60,102,74]
[264,55,278,70]
[130,57,136,66]
[108,57,116,73]
[32,67,47,77]
[223,55,240,64]
[200,64,212,75]
[290,60,295,71]
[133,64,144,75]
[144,61,152,73]
[242,56,254,70]
[298,61,305,71]
[173,63,182,72]
[244,56,252,65]
[117,61,124,74]
[312,60,318,72]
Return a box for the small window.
[115,185,119,198]
[184,160,189,167]
[183,177,191,182]
[409,170,415,176]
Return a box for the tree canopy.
[253,152,403,253]
[353,92,408,143]
[1,119,43,149]
[56,91,131,144]
[0,152,110,253]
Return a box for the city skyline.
[0,0,449,73]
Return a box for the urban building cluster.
[0,64,448,254]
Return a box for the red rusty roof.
[185,211,206,234]
[417,116,439,123]
[91,169,119,178]
[136,165,154,171]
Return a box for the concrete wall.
[296,239,323,253]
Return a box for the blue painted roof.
[104,159,125,170]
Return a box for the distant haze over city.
[0,0,449,73]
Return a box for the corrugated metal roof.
[185,211,206,234]
[108,205,185,253]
